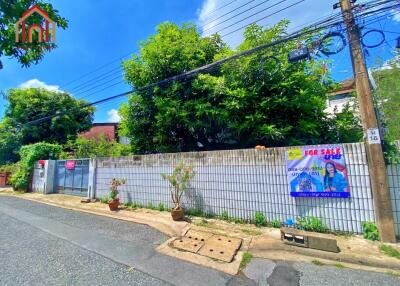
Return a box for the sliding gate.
[55,159,89,197]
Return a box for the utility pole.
[339,0,396,242]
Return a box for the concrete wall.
[92,142,395,234]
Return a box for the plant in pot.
[108,178,126,211]
[161,162,195,221]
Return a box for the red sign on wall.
[65,160,76,170]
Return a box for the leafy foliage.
[271,219,281,228]
[362,221,380,241]
[161,161,195,210]
[8,142,62,190]
[220,209,229,220]
[108,178,126,201]
[254,211,266,227]
[0,0,68,67]
[0,118,22,164]
[4,88,94,146]
[64,135,131,158]
[379,244,400,260]
[373,54,400,141]
[120,21,360,152]
[297,216,328,233]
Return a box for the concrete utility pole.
[340,0,396,242]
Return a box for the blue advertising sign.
[287,145,350,198]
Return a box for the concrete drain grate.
[171,237,204,253]
[171,229,242,263]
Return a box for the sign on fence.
[287,145,350,198]
[65,160,76,170]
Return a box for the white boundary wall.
[92,142,400,235]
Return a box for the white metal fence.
[93,142,400,235]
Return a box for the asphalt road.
[0,196,399,286]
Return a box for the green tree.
[3,88,95,146]
[64,135,131,158]
[0,0,68,67]
[120,21,361,153]
[0,118,22,164]
[373,55,400,141]
[120,22,226,153]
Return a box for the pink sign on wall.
[65,160,76,170]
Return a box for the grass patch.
[387,271,400,277]
[194,219,209,227]
[311,260,325,266]
[241,228,263,236]
[333,263,345,269]
[380,244,400,260]
[240,252,253,269]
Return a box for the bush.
[99,196,109,204]
[9,143,62,191]
[297,217,328,233]
[362,221,380,241]
[254,211,266,227]
[157,203,166,211]
[271,219,281,228]
[220,210,229,221]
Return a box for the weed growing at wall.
[270,219,281,228]
[297,217,328,233]
[254,211,267,227]
[362,221,380,241]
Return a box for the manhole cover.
[171,229,243,263]
[198,235,242,263]
[184,229,213,242]
[172,237,204,253]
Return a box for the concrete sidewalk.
[1,188,399,275]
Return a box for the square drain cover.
[198,243,237,262]
[172,237,204,253]
[185,229,213,242]
[207,235,242,250]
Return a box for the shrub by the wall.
[9,143,62,191]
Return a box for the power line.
[202,0,276,33]
[202,0,258,29]
[20,12,348,128]
[205,0,238,17]
[220,0,305,37]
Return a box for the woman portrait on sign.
[323,162,348,192]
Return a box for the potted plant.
[161,162,195,221]
[108,178,126,211]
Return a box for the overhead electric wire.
[20,12,349,128]
[35,0,395,118]
[202,0,276,33]
[203,0,258,29]
[205,0,238,17]
[58,0,394,100]
[220,0,305,37]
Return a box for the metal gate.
[55,159,89,197]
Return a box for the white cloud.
[19,79,62,92]
[392,11,400,22]
[107,109,121,122]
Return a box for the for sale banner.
[287,145,350,198]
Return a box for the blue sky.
[0,0,399,122]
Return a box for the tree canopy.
[0,0,68,67]
[373,54,400,141]
[120,21,360,153]
[0,88,94,164]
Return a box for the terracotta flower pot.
[108,199,119,211]
[171,207,185,221]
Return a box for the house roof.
[329,78,355,96]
